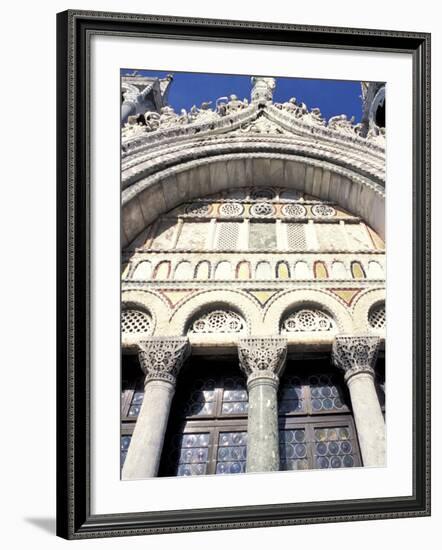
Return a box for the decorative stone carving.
[238,336,287,384]
[189,310,246,334]
[282,309,334,333]
[328,114,357,135]
[238,117,286,135]
[251,76,276,104]
[185,203,212,216]
[368,303,386,329]
[250,202,275,217]
[332,335,380,382]
[121,309,153,334]
[281,203,307,218]
[138,337,190,384]
[311,204,336,217]
[219,202,244,217]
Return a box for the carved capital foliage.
[138,337,190,384]
[238,336,287,385]
[332,335,380,382]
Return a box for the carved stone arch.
[352,287,386,334]
[263,288,354,338]
[173,260,193,280]
[169,289,262,338]
[121,289,172,349]
[132,260,153,280]
[122,153,385,248]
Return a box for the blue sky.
[121,69,367,123]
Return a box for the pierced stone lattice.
[368,304,386,329]
[215,222,240,249]
[190,310,246,334]
[186,203,212,216]
[219,203,244,217]
[311,204,336,218]
[282,309,334,333]
[281,204,307,218]
[250,202,275,217]
[287,224,307,250]
[121,309,153,334]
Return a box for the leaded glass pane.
[222,377,248,415]
[216,431,247,474]
[121,434,132,467]
[279,429,309,470]
[128,389,144,417]
[314,425,357,469]
[174,432,211,476]
[183,378,216,417]
[278,376,304,414]
[308,374,348,412]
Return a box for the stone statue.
[251,76,276,104]
[328,114,356,134]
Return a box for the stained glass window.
[121,434,132,467]
[313,425,358,469]
[279,429,309,470]
[216,432,247,474]
[175,433,211,476]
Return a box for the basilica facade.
[120,75,386,480]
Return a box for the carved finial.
[138,337,190,384]
[332,335,380,382]
[251,76,276,104]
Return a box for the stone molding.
[137,337,190,384]
[332,335,380,382]
[238,336,287,386]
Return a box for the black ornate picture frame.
[56,10,431,539]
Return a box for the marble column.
[122,337,190,480]
[238,337,287,473]
[332,335,385,467]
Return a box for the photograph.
[120,70,387,480]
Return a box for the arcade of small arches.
[120,185,386,481]
[120,77,386,481]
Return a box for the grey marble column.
[238,337,287,473]
[332,335,385,467]
[122,337,190,480]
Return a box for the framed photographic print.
[56,10,431,539]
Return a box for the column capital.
[332,335,380,383]
[138,337,190,384]
[238,336,287,386]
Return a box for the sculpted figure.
[158,105,179,127]
[328,114,356,134]
[301,106,326,126]
[143,111,160,132]
[367,124,386,144]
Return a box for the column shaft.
[246,378,280,472]
[346,372,385,466]
[121,337,190,480]
[122,380,174,480]
[238,337,287,474]
[332,335,385,468]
